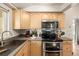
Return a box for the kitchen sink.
[0,40,26,56]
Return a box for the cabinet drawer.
[63,41,72,45]
[63,51,72,56]
[63,46,72,56]
[63,45,72,50]
[63,48,72,52]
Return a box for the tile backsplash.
[14,29,30,34]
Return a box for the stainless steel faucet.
[0,31,12,47]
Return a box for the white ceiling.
[12,3,71,12]
[13,3,64,8]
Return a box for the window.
[0,7,8,33]
[0,10,3,32]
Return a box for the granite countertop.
[61,37,72,41]
[0,36,27,56]
[8,40,26,56]
[27,37,72,41]
[28,37,42,41]
[0,36,42,56]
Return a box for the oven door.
[43,42,63,56]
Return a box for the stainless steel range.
[42,41,63,56]
[41,20,63,56]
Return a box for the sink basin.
[0,40,26,56]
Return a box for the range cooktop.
[42,38,63,42]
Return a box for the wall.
[0,4,18,40]
[64,5,79,55]
[64,5,79,40]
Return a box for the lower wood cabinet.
[30,40,42,56]
[15,40,31,56]
[63,40,73,56]
[15,39,72,56]
[15,47,24,56]
[23,40,31,56]
[15,40,42,56]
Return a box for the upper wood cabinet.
[49,13,58,20]
[21,10,30,29]
[30,13,64,29]
[30,13,41,29]
[13,9,30,29]
[13,10,64,29]
[13,9,21,29]
[41,13,50,19]
[58,13,65,29]
[42,13,64,29]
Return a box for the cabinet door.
[21,11,30,29]
[16,47,24,56]
[58,13,64,29]
[16,40,31,56]
[30,41,42,56]
[63,41,73,56]
[49,13,58,20]
[13,9,21,29]
[13,9,30,29]
[30,13,41,29]
[23,40,31,56]
[41,13,50,20]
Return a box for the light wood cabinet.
[58,13,65,29]
[63,40,73,56]
[41,13,50,19]
[21,11,30,29]
[16,40,31,56]
[15,40,42,56]
[15,39,72,56]
[13,9,30,29]
[30,13,41,29]
[30,13,64,29]
[49,13,58,20]
[16,47,24,56]
[13,11,64,29]
[41,13,58,20]
[30,40,42,56]
[49,13,64,29]
[13,9,21,29]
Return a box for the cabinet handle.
[72,52,73,55]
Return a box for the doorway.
[74,18,79,55]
